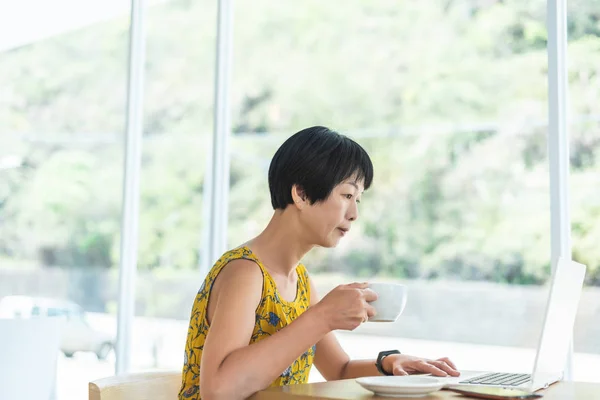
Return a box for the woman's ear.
[291,185,308,209]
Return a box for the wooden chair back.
[89,370,182,400]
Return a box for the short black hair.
[268,126,374,210]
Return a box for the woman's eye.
[344,194,353,199]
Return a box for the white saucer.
[355,376,444,398]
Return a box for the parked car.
[0,295,115,360]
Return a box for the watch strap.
[375,349,401,376]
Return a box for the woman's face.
[297,177,364,248]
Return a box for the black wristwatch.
[375,350,401,376]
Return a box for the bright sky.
[0,0,166,53]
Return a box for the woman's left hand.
[382,354,461,377]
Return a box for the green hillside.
[1,0,599,285]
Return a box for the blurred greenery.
[1,0,600,285]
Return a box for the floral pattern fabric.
[179,246,314,399]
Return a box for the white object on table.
[0,317,62,400]
[356,375,444,397]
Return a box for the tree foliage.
[1,0,599,285]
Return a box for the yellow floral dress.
[178,246,315,399]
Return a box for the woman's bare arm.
[199,260,330,400]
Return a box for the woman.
[179,126,459,400]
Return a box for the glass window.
[568,0,600,383]
[128,0,216,375]
[0,2,129,398]
[224,0,599,383]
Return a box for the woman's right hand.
[313,282,378,331]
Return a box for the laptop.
[0,317,62,400]
[442,257,586,392]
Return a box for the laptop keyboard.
[460,372,531,387]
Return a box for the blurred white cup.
[367,282,407,322]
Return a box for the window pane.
[567,0,600,383]
[226,0,599,383]
[0,2,130,398]
[128,0,216,375]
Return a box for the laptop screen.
[531,258,586,387]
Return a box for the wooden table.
[250,379,600,399]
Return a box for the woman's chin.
[321,237,342,248]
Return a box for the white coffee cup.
[367,282,407,322]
